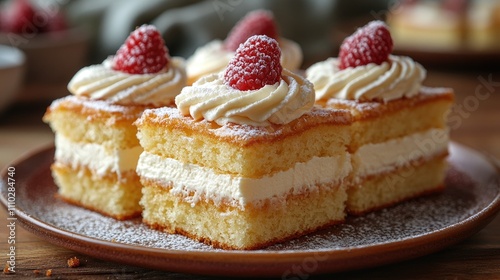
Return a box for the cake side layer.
[136,107,351,178]
[52,162,142,220]
[55,134,142,177]
[137,151,351,209]
[323,87,453,119]
[347,154,447,215]
[43,96,150,148]
[354,128,449,178]
[324,88,454,151]
[140,182,346,250]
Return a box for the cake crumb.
[67,256,80,268]
[3,262,10,274]
[33,269,41,275]
[46,269,52,277]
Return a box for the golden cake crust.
[43,95,154,125]
[43,95,158,148]
[321,87,454,121]
[320,87,454,151]
[136,106,352,147]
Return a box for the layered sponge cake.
[44,97,150,219]
[323,89,453,215]
[136,35,352,249]
[307,21,454,215]
[43,25,186,219]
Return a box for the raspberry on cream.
[306,20,426,103]
[176,69,314,127]
[177,35,314,127]
[68,25,187,107]
[68,57,186,106]
[186,10,303,85]
[306,55,426,102]
[186,38,302,85]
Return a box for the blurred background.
[27,0,391,64]
[0,0,499,165]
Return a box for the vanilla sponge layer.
[136,107,351,178]
[347,154,447,215]
[43,95,149,149]
[323,87,454,152]
[137,151,351,209]
[52,162,143,220]
[141,181,346,250]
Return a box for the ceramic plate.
[1,142,499,277]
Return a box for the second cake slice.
[136,35,352,249]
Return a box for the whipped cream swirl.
[68,57,186,106]
[175,69,314,126]
[185,40,234,85]
[306,55,426,102]
[186,38,303,85]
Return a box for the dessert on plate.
[306,21,454,215]
[387,0,500,51]
[43,25,186,220]
[136,35,352,249]
[186,9,303,85]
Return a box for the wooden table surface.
[0,68,499,279]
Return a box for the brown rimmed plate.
[1,142,499,277]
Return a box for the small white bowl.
[0,28,88,84]
[0,45,25,112]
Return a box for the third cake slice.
[306,21,454,215]
[43,25,186,219]
[136,35,351,249]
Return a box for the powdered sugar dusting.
[50,95,131,114]
[339,20,393,69]
[139,106,351,143]
[11,150,498,253]
[112,24,169,74]
[326,98,383,112]
[224,35,282,91]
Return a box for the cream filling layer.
[137,152,352,209]
[354,128,449,179]
[54,134,143,177]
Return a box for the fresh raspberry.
[338,20,393,70]
[113,25,169,74]
[224,35,282,91]
[223,10,279,51]
[0,0,68,34]
[1,0,37,34]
